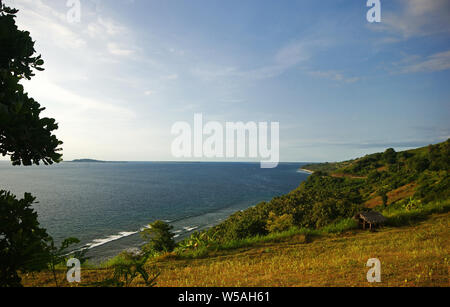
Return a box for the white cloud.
[309,70,360,83]
[23,76,136,121]
[275,42,310,67]
[107,42,136,56]
[168,48,185,56]
[191,40,323,82]
[87,16,127,38]
[393,50,450,74]
[9,0,138,59]
[9,0,86,49]
[191,66,238,81]
[241,41,317,79]
[162,74,179,80]
[372,0,450,39]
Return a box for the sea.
[0,161,310,263]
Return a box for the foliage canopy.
[0,2,62,166]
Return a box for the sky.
[3,0,450,162]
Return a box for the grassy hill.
[23,210,449,287]
[21,140,450,287]
[203,140,449,242]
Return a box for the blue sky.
[4,0,450,162]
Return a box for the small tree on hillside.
[378,189,388,208]
[141,221,176,253]
[383,148,397,165]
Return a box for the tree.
[409,156,430,173]
[0,191,50,287]
[378,189,388,208]
[0,2,64,286]
[0,2,62,166]
[311,200,339,228]
[226,211,268,240]
[383,148,397,165]
[141,221,176,253]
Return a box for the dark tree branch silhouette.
[0,1,64,287]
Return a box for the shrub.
[177,231,217,252]
[91,250,160,287]
[141,221,176,253]
[321,218,358,234]
[266,212,294,233]
[383,148,397,165]
[311,200,339,228]
[383,199,450,227]
[220,211,268,241]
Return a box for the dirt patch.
[331,173,367,179]
[364,182,417,208]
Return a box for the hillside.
[22,211,449,287]
[203,140,449,242]
[20,140,450,287]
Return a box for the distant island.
[68,159,128,163]
[69,159,106,163]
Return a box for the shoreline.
[85,165,310,264]
[298,168,314,174]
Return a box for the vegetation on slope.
[22,209,450,287]
[198,140,449,244]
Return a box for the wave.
[183,226,199,232]
[82,224,199,251]
[85,231,138,249]
[81,201,265,252]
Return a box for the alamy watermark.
[66,0,81,24]
[366,0,381,23]
[171,114,280,168]
[366,258,381,283]
[66,258,81,283]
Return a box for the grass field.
[22,211,449,287]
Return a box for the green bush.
[383,199,450,227]
[177,231,217,253]
[141,221,176,253]
[266,212,294,233]
[90,250,160,287]
[321,218,358,234]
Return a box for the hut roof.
[354,211,387,224]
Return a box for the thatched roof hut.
[354,211,387,230]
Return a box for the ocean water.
[0,161,310,263]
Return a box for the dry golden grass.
[22,212,449,287]
[330,173,367,179]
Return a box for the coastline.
[2,162,310,264]
[298,168,314,174]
